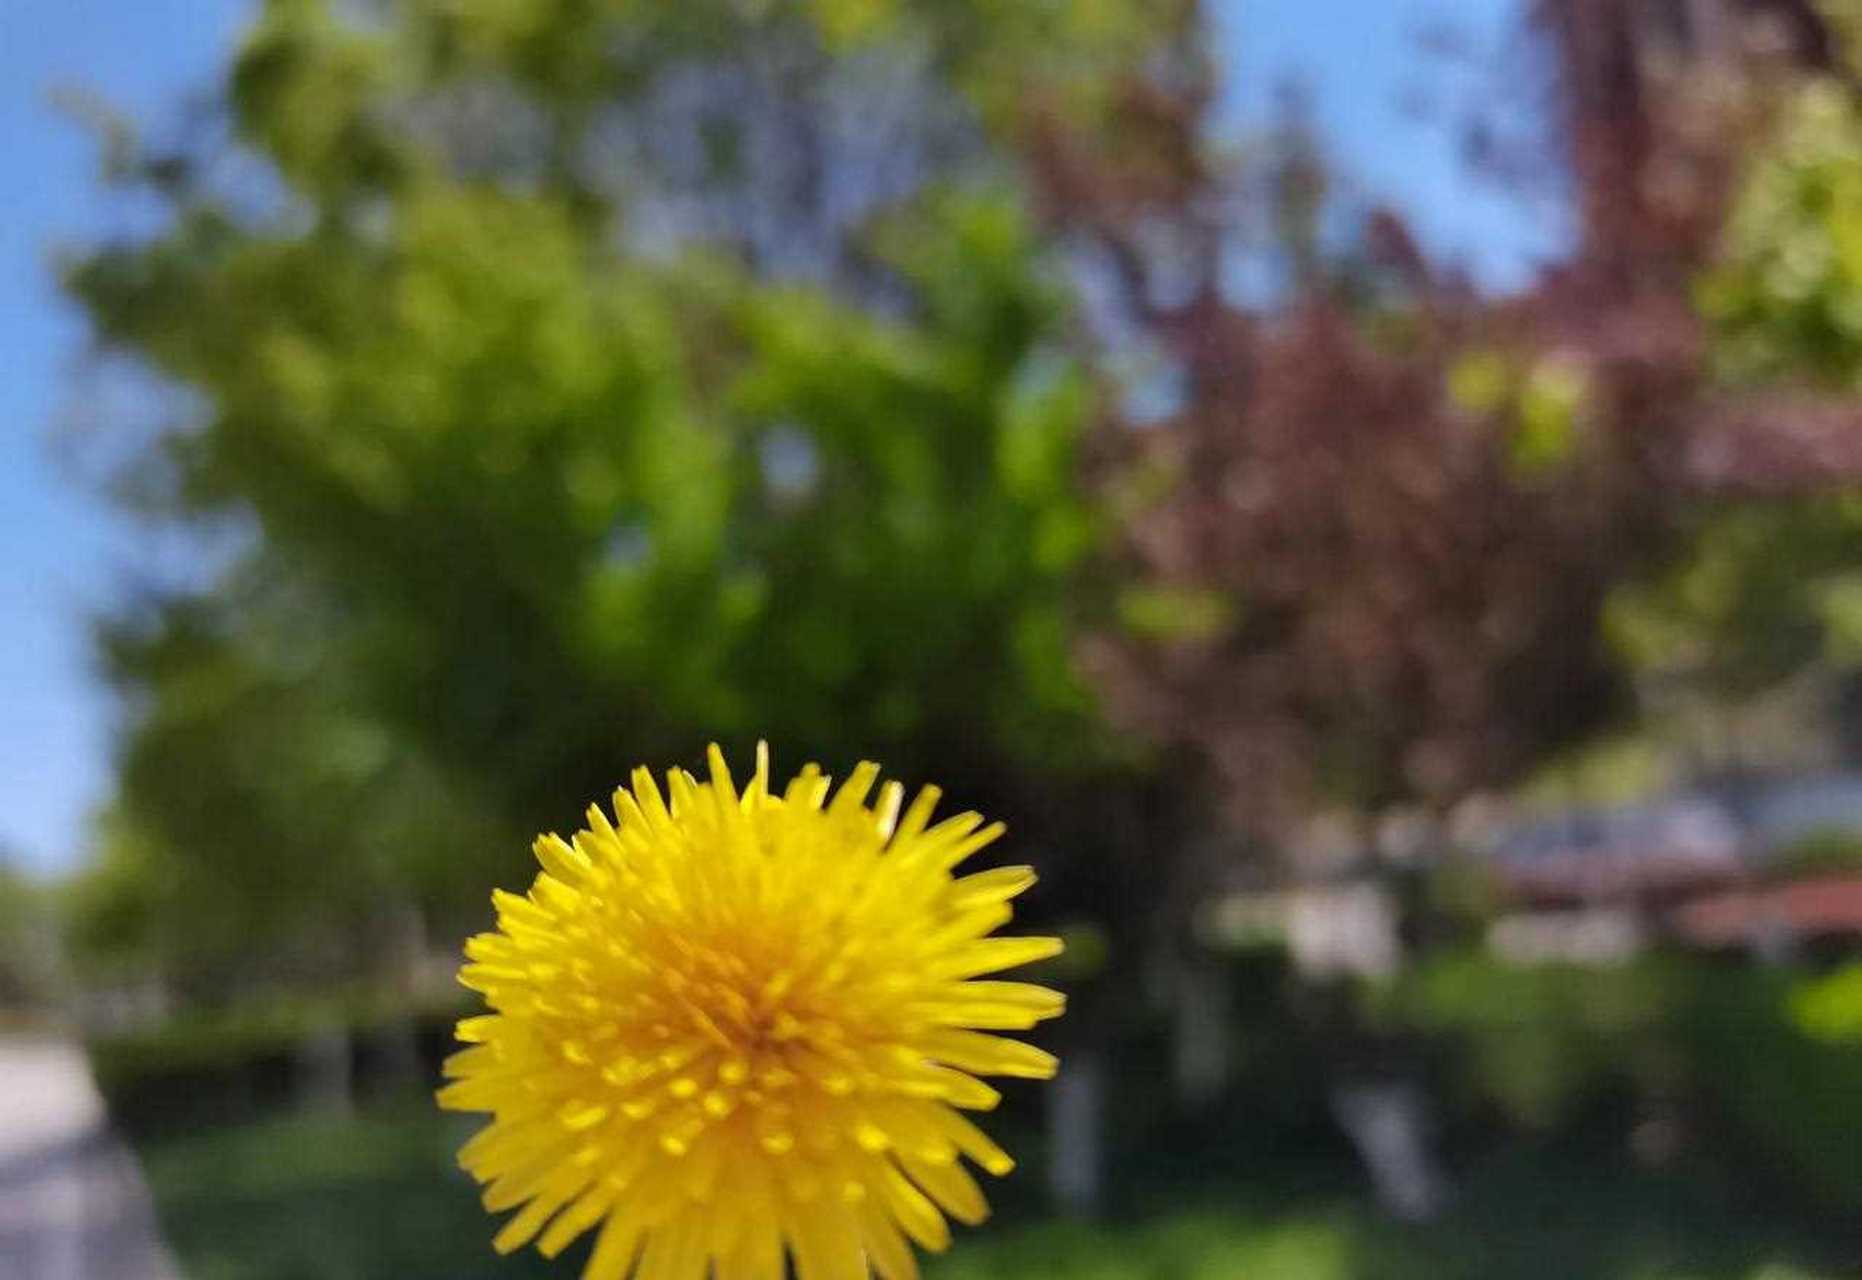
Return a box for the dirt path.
[0,1036,181,1280]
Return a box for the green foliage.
[1445,349,1512,415]
[61,584,514,991]
[1621,73,1862,693]
[1687,964,1862,1210]
[1789,960,1862,1042]
[1372,950,1689,1130]
[63,0,1161,987]
[1701,80,1862,389]
[1515,734,1679,811]
[0,856,59,1011]
[87,984,464,1102]
[1115,585,1233,644]
[1769,825,1862,879]
[1511,357,1589,477]
[1605,495,1862,692]
[60,813,186,983]
[1444,349,1589,481]
[1382,949,1862,1211]
[937,1211,1359,1280]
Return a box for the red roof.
[1672,875,1862,946]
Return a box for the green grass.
[941,1166,1853,1280]
[134,1097,1855,1280]
[138,1101,542,1280]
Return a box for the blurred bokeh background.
[7,0,1862,1276]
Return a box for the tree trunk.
[1170,951,1232,1109]
[1045,1044,1106,1217]
[296,1021,353,1116]
[1330,1078,1446,1221]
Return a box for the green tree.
[0,853,60,1012]
[1612,67,1862,755]
[63,0,1167,992]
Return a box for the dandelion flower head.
[439,745,1065,1280]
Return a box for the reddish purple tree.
[1026,0,1862,843]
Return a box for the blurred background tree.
[1613,63,1862,769]
[0,848,62,1016]
[60,0,1187,1000]
[1067,0,1862,841]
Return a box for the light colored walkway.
[0,1036,181,1280]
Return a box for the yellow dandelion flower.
[439,744,1065,1280]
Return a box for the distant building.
[1486,772,1862,961]
[1492,797,1745,909]
[1673,875,1862,953]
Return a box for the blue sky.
[1221,0,1566,286]
[0,0,1552,876]
[2,0,249,876]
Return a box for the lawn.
[134,1097,1855,1280]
